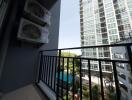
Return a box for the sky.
[58,0,81,54]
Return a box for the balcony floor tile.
[1,84,49,100]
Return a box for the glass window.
[107,18,115,23]
[105,3,112,8]
[106,12,114,18]
[105,7,113,13]
[110,35,118,42]
[109,29,117,35]
[108,23,116,29]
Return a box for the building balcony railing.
[36,43,132,100]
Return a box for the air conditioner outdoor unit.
[17,18,49,43]
[24,0,51,26]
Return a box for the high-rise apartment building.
[80,0,132,99]
[80,0,132,72]
[112,38,132,100]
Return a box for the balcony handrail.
[40,42,132,52]
[39,55,129,63]
[37,42,132,100]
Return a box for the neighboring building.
[112,38,132,100]
[80,0,132,75]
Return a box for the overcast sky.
[58,0,81,54]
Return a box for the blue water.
[56,71,73,84]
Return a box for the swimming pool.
[57,71,73,84]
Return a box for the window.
[102,39,108,44]
[101,23,106,27]
[105,3,112,8]
[105,65,111,71]
[116,63,124,69]
[110,35,118,42]
[118,25,124,31]
[108,23,116,29]
[113,53,124,59]
[109,29,117,35]
[115,9,121,14]
[116,14,121,19]
[106,12,114,18]
[101,28,107,32]
[124,24,131,30]
[118,72,126,80]
[96,28,101,33]
[128,77,132,84]
[107,18,115,23]
[104,52,110,57]
[100,17,105,22]
[102,33,107,38]
[105,7,113,13]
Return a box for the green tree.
[92,85,100,100]
[59,52,80,74]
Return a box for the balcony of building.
[0,0,132,100]
[36,43,132,100]
[0,42,132,100]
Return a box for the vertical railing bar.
[54,56,58,91]
[61,57,64,98]
[51,56,55,89]
[79,58,82,100]
[42,55,47,82]
[57,50,61,100]
[112,61,120,100]
[99,61,105,100]
[66,58,69,100]
[48,56,51,86]
[88,60,92,100]
[126,46,132,73]
[46,56,50,85]
[46,56,50,84]
[49,56,53,87]
[37,52,43,83]
[44,56,48,82]
[41,55,45,81]
[72,58,75,100]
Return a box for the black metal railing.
[37,43,132,100]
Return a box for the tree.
[92,85,100,100]
[59,52,80,75]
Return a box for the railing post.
[37,51,43,83]
[54,56,57,91]
[79,58,82,100]
[126,46,132,73]
[61,58,64,98]
[66,58,69,100]
[57,49,61,100]
[88,60,92,100]
[99,61,104,100]
[72,58,75,100]
[112,61,120,100]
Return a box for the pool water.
[56,71,73,84]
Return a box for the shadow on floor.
[1,84,49,100]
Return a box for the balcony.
[35,43,131,100]
[0,42,132,100]
[1,27,132,99]
[0,0,132,100]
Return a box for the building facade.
[112,38,132,100]
[80,0,132,73]
[80,0,132,99]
